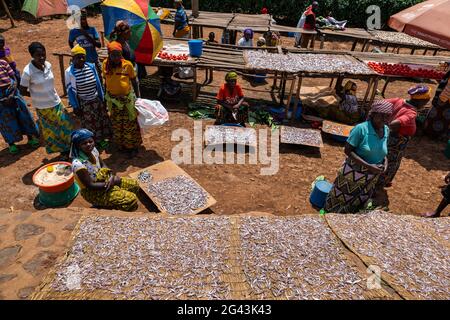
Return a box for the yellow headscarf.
[225,71,238,82]
[71,45,86,56]
[408,85,431,100]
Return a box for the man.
[295,1,319,48]
[173,0,190,38]
[69,10,102,73]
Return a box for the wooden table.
[129,160,217,215]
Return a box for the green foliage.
[150,0,424,28]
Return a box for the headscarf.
[257,37,266,47]
[70,129,94,159]
[106,41,123,74]
[225,71,238,82]
[408,85,431,100]
[110,20,131,41]
[344,80,357,95]
[244,28,254,39]
[369,100,394,116]
[71,44,86,56]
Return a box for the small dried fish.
[137,170,153,184]
[205,126,257,146]
[280,126,323,147]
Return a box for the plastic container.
[188,40,203,57]
[288,32,296,38]
[310,180,333,209]
[445,140,450,159]
[33,162,74,193]
[38,183,80,207]
[253,73,267,83]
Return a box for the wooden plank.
[322,120,354,137]
[129,160,217,215]
[280,126,323,148]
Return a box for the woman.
[424,66,450,140]
[0,59,39,154]
[215,72,249,126]
[102,41,142,157]
[20,42,74,156]
[68,9,101,74]
[422,173,449,218]
[173,0,190,39]
[65,45,112,150]
[70,129,140,212]
[110,20,147,80]
[0,35,20,82]
[335,80,362,125]
[238,29,254,47]
[324,100,393,213]
[378,85,431,188]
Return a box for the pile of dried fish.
[281,127,323,147]
[50,216,233,299]
[238,216,366,299]
[326,211,450,299]
[245,51,374,75]
[205,126,257,146]
[137,170,153,184]
[148,175,208,215]
[369,30,437,47]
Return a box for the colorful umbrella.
[388,0,450,49]
[101,0,163,65]
[22,0,68,18]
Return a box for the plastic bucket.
[310,180,333,209]
[38,182,80,207]
[188,40,203,57]
[253,73,267,83]
[445,140,450,159]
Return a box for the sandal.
[8,144,19,154]
[28,138,40,148]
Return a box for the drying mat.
[325,212,450,300]
[32,215,391,300]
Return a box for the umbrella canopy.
[22,0,68,18]
[67,0,101,9]
[388,0,450,49]
[101,0,163,65]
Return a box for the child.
[422,173,449,218]
[207,32,218,44]
[0,35,20,82]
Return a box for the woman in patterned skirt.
[20,42,74,157]
[70,129,140,212]
[102,41,142,157]
[324,100,393,213]
[65,45,112,150]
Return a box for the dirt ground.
[0,16,449,217]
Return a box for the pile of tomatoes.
[367,62,445,80]
[157,50,189,61]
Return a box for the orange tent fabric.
[388,0,450,49]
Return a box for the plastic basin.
[33,162,74,193]
[38,183,80,207]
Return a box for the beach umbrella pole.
[1,0,15,28]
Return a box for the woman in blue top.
[325,100,393,213]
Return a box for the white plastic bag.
[135,98,169,132]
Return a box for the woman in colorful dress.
[378,85,431,188]
[0,35,20,82]
[20,42,74,157]
[173,0,190,38]
[0,58,39,154]
[324,100,393,213]
[334,80,363,125]
[215,72,249,126]
[65,45,112,150]
[70,129,140,212]
[102,41,141,157]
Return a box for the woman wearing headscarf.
[102,41,142,157]
[378,85,431,188]
[173,0,190,38]
[65,45,112,150]
[0,56,39,154]
[70,129,140,212]
[20,42,74,156]
[238,29,254,47]
[334,80,362,125]
[324,100,393,213]
[215,72,249,126]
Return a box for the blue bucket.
[253,73,267,83]
[310,180,333,209]
[188,40,203,57]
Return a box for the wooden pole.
[192,0,199,18]
[1,0,15,28]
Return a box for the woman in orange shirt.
[378,85,431,188]
[215,72,249,126]
[102,41,141,157]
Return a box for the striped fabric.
[0,60,14,87]
[73,64,98,101]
